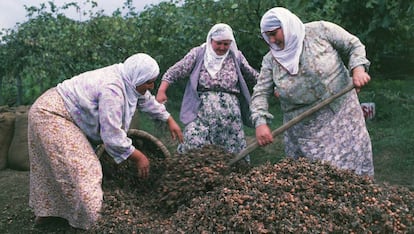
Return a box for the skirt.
[177,91,248,158]
[284,90,374,176]
[28,88,103,230]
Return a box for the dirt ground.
[0,169,48,233]
[0,162,167,234]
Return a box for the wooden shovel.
[228,84,355,166]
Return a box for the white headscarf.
[203,23,238,79]
[118,53,160,129]
[260,7,305,75]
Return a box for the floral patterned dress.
[28,88,103,230]
[163,47,258,155]
[251,21,374,176]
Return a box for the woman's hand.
[167,116,184,143]
[128,149,150,178]
[256,124,273,146]
[352,66,371,92]
[156,81,170,104]
[156,92,167,104]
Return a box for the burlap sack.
[7,106,30,171]
[0,111,15,170]
[0,105,9,112]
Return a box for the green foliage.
[300,0,414,76]
[359,79,414,189]
[0,0,413,105]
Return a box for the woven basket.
[96,129,171,159]
[97,129,171,192]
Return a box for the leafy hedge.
[0,0,413,106]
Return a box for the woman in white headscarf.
[251,7,374,176]
[156,23,258,158]
[28,53,183,230]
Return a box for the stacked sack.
[0,105,30,171]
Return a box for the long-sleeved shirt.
[57,64,170,163]
[251,21,370,127]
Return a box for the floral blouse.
[162,46,258,93]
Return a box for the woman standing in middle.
[156,23,258,157]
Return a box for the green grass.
[359,79,414,190]
[137,78,414,191]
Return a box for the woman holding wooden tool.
[250,7,374,176]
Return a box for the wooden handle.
[228,84,355,166]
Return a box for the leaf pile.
[95,146,413,233]
[167,158,414,233]
[99,136,167,193]
[155,145,249,213]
